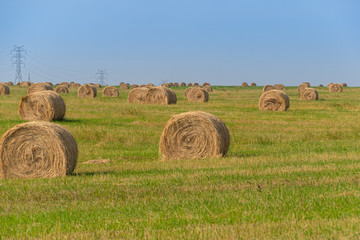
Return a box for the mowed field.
[1,85,360,239]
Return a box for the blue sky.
[0,0,359,86]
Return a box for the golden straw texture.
[297,82,310,93]
[329,83,342,93]
[0,83,10,95]
[127,87,149,103]
[187,88,209,102]
[0,121,78,179]
[102,86,119,97]
[145,86,177,105]
[273,84,285,90]
[259,90,290,111]
[159,111,230,160]
[263,85,274,92]
[54,85,69,94]
[28,83,53,94]
[300,88,318,100]
[77,84,97,98]
[19,91,66,121]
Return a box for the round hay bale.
[241,82,248,87]
[73,83,81,87]
[263,84,274,92]
[250,83,257,86]
[341,83,347,87]
[6,82,14,86]
[145,86,177,105]
[319,84,324,87]
[273,84,285,90]
[259,90,289,111]
[329,83,342,93]
[20,81,32,87]
[0,83,10,95]
[16,82,20,86]
[28,83,53,94]
[61,82,70,88]
[54,85,69,94]
[162,83,170,88]
[94,84,101,88]
[187,88,209,103]
[180,82,186,86]
[203,85,213,92]
[0,121,77,179]
[147,83,155,87]
[184,87,194,97]
[19,91,66,121]
[128,87,149,103]
[187,83,193,86]
[77,84,97,98]
[45,82,53,87]
[102,86,119,97]
[120,84,129,89]
[159,111,230,160]
[327,83,333,88]
[173,82,179,87]
[193,83,200,87]
[300,88,318,100]
[131,84,139,89]
[139,84,146,87]
[297,83,310,93]
[202,82,210,87]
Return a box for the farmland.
[1,85,360,239]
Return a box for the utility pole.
[96,69,107,85]
[11,45,26,84]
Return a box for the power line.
[11,45,26,84]
[96,69,107,85]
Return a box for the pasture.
[0,85,360,239]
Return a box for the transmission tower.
[96,69,107,85]
[11,45,26,84]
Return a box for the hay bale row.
[259,90,289,111]
[0,122,78,179]
[159,111,230,160]
[128,86,177,105]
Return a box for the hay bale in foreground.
[145,86,177,105]
[19,91,66,121]
[0,83,10,95]
[203,85,213,92]
[300,88,318,100]
[77,84,97,98]
[259,90,289,111]
[263,85,274,92]
[102,86,119,97]
[273,84,285,90]
[128,87,149,103]
[54,85,69,94]
[329,83,342,93]
[159,111,230,160]
[0,121,77,179]
[184,87,194,97]
[28,83,53,94]
[187,88,209,103]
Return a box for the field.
[1,85,360,239]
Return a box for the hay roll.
[184,87,194,97]
[102,86,119,97]
[263,85,274,92]
[297,82,310,93]
[341,83,347,87]
[180,82,186,86]
[77,84,97,98]
[61,82,70,88]
[300,88,318,100]
[187,88,209,102]
[120,84,129,89]
[273,84,285,90]
[54,85,69,94]
[250,83,257,86]
[241,82,248,87]
[128,87,149,103]
[19,91,66,121]
[329,83,342,93]
[131,84,139,89]
[0,83,10,95]
[145,86,177,105]
[0,122,77,179]
[20,81,32,87]
[187,83,193,86]
[203,85,213,92]
[202,82,210,87]
[259,90,289,111]
[28,83,53,94]
[159,111,230,160]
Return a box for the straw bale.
[0,83,10,95]
[263,84,274,92]
[127,87,149,103]
[77,84,97,98]
[300,87,318,100]
[54,85,69,94]
[259,90,289,111]
[28,83,53,94]
[187,88,209,103]
[102,86,119,97]
[329,83,342,93]
[145,86,177,105]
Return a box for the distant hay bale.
[297,83,310,93]
[73,83,81,87]
[341,83,347,87]
[159,111,230,160]
[102,86,119,97]
[61,82,70,88]
[45,82,53,87]
[19,91,66,121]
[162,83,170,88]
[0,83,10,95]
[6,82,14,86]
[187,87,209,103]
[128,87,149,103]
[259,90,289,111]
[94,84,101,88]
[131,84,139,89]
[169,82,174,87]
[273,84,285,90]
[241,82,248,87]
[139,84,146,87]
[300,88,318,100]
[193,83,200,87]
[250,83,257,86]
[184,87,194,97]
[202,82,210,87]
[180,82,186,86]
[145,86,177,105]
[319,84,324,87]
[147,83,155,87]
[263,84,274,92]
[329,83,342,93]
[20,81,32,87]
[0,121,77,179]
[28,83,53,94]
[203,85,213,92]
[173,82,179,87]
[54,85,69,94]
[120,84,129,89]
[187,83,193,86]
[77,84,97,98]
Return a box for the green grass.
[1,85,360,239]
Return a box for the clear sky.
[0,0,359,86]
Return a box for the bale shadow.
[71,171,115,177]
